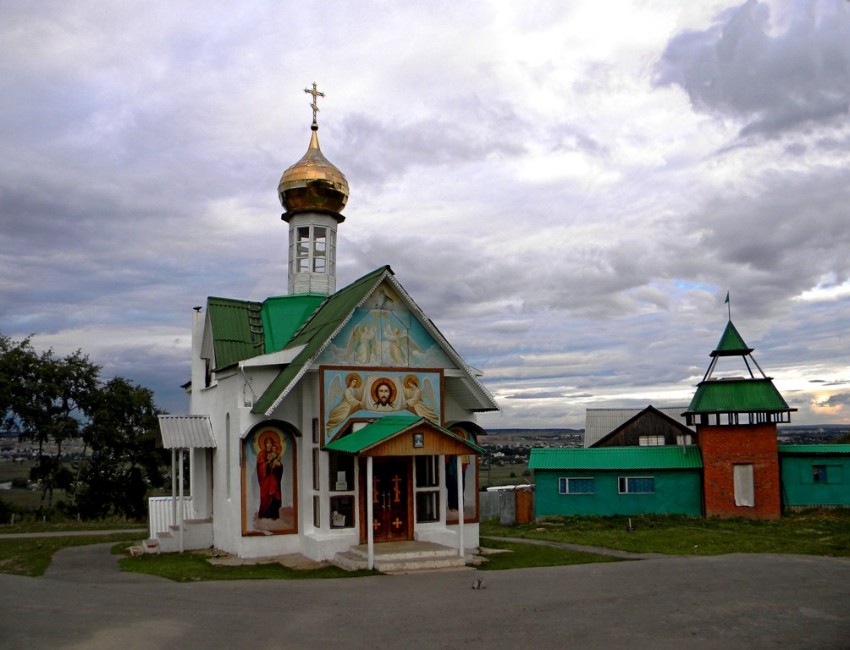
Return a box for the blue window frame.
[618,476,655,494]
[559,477,595,495]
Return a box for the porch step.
[152,519,214,554]
[142,538,161,554]
[333,541,479,573]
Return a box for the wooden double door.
[360,457,412,543]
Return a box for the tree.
[77,377,166,519]
[0,337,99,513]
[0,333,168,520]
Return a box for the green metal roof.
[206,297,265,370]
[778,444,850,455]
[206,294,326,371]
[323,414,485,455]
[261,294,326,352]
[686,378,792,414]
[529,446,703,471]
[712,320,753,357]
[252,266,391,414]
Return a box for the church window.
[313,226,327,272]
[291,224,334,276]
[330,495,354,528]
[329,453,354,491]
[225,414,231,500]
[327,453,354,529]
[415,455,440,523]
[295,226,310,272]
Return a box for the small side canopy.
[158,415,217,449]
[324,415,483,457]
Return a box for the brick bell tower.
[684,316,796,519]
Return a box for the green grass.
[119,551,376,582]
[480,462,531,489]
[481,510,850,556]
[4,510,848,582]
[477,538,624,570]
[0,533,143,577]
[0,518,146,535]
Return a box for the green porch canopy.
[324,415,484,455]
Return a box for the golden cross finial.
[304,82,324,126]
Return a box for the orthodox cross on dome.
[304,82,324,127]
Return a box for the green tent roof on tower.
[712,320,753,356]
[683,319,795,426]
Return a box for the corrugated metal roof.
[206,294,325,371]
[206,297,265,370]
[262,294,326,352]
[158,415,216,449]
[529,446,703,471]
[778,444,850,455]
[584,407,690,447]
[323,414,484,455]
[686,378,791,414]
[712,320,752,356]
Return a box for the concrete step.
[333,541,480,574]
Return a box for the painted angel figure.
[384,323,423,365]
[361,325,379,364]
[402,374,437,422]
[326,372,364,431]
[346,324,379,364]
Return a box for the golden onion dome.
[278,124,349,215]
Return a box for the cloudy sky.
[2,0,849,429]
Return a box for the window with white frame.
[676,434,693,445]
[415,455,440,522]
[638,435,665,446]
[618,476,655,494]
[558,477,595,495]
[291,225,335,275]
[733,463,754,507]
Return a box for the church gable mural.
[322,368,443,443]
[241,424,297,536]
[318,283,453,369]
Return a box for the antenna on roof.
[724,291,731,321]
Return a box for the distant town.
[478,425,850,469]
[1,425,847,468]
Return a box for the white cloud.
[1,0,849,428]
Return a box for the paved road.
[1,543,849,649]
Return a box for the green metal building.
[779,445,850,509]
[529,447,704,517]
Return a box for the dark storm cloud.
[685,165,850,314]
[655,0,850,137]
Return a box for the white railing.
[148,496,194,539]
